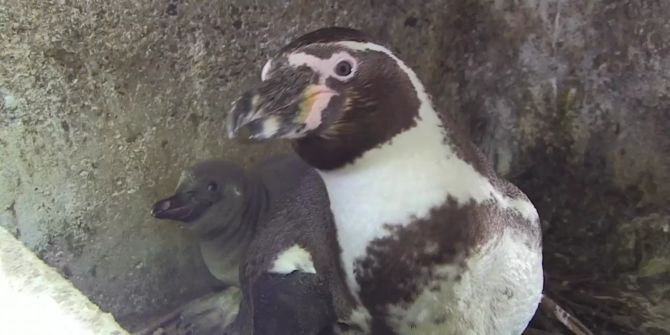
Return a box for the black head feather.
[279,27,376,54]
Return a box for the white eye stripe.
[287,51,358,83]
[336,41,427,103]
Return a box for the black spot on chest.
[353,198,501,335]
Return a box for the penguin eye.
[335,60,353,77]
[207,182,218,192]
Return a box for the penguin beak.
[227,74,338,140]
[151,193,211,222]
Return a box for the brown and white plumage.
[228,27,544,335]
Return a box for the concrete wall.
[1,0,669,331]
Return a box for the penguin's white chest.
[386,230,543,334]
[318,113,543,333]
[318,114,538,295]
[318,115,459,294]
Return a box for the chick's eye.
[207,182,218,192]
[335,60,352,77]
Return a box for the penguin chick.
[250,271,336,335]
[152,154,359,335]
[152,159,254,285]
[223,155,361,335]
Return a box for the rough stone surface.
[1,0,669,332]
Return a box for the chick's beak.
[226,75,337,140]
[151,192,212,222]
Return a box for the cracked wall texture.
[1,0,669,331]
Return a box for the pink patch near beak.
[303,85,336,131]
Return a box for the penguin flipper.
[251,271,337,335]
[135,288,241,335]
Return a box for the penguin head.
[151,160,248,226]
[227,27,422,169]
